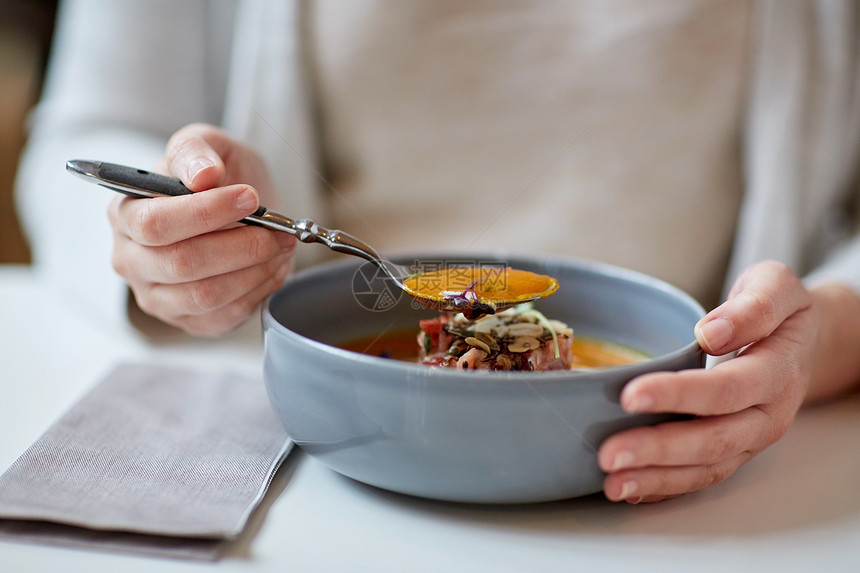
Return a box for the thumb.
[164,123,231,190]
[695,261,811,355]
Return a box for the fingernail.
[696,317,733,351]
[618,480,639,500]
[235,187,259,212]
[609,450,635,471]
[187,157,214,183]
[625,392,653,413]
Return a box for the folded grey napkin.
[0,362,292,561]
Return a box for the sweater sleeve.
[731,0,860,301]
[805,226,860,295]
[14,0,233,331]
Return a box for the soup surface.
[339,330,646,369]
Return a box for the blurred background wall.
[0,0,57,264]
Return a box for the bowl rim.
[263,252,706,381]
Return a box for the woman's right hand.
[107,123,297,336]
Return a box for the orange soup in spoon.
[402,266,559,319]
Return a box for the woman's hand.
[107,123,296,336]
[597,260,860,503]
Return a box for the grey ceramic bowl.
[263,253,706,504]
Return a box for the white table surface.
[1,264,859,572]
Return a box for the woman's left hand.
[597,260,827,503]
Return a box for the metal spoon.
[66,159,557,316]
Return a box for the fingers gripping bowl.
[262,254,706,503]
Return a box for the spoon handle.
[66,159,270,212]
[251,210,388,268]
[65,159,402,280]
